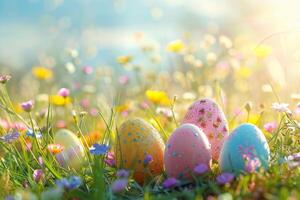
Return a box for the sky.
[1,0,300,70]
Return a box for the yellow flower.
[166,40,185,53]
[253,44,272,58]
[116,55,132,65]
[236,66,251,79]
[145,90,171,106]
[115,102,131,113]
[50,95,71,106]
[32,67,53,80]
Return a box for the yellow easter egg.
[54,129,85,170]
[116,118,165,184]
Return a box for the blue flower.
[89,143,110,155]
[56,176,82,190]
[26,129,42,138]
[0,132,20,143]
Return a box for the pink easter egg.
[182,98,229,160]
[164,123,212,180]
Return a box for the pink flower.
[263,122,277,133]
[21,100,34,112]
[80,99,90,108]
[12,122,27,131]
[139,101,149,110]
[82,66,93,75]
[89,108,98,117]
[0,74,11,84]
[58,88,70,97]
[0,119,10,130]
[56,120,66,128]
[105,152,116,167]
[118,75,129,85]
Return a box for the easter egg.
[116,118,165,184]
[182,98,229,160]
[219,123,270,173]
[164,123,212,180]
[54,129,85,170]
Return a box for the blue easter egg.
[219,123,270,173]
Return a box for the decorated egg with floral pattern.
[116,118,165,184]
[219,123,270,173]
[54,129,85,170]
[164,123,212,180]
[182,98,229,160]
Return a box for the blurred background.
[1,0,300,70]
[1,0,300,109]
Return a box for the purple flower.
[111,179,127,193]
[285,152,300,169]
[193,163,208,175]
[0,75,11,84]
[0,132,20,143]
[56,176,82,190]
[26,129,42,138]
[21,100,34,112]
[58,88,70,98]
[33,169,43,182]
[105,152,116,167]
[216,173,234,185]
[116,169,129,178]
[38,156,44,166]
[144,154,153,166]
[4,195,14,200]
[162,177,179,188]
[89,143,110,155]
[244,157,261,173]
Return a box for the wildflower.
[89,108,98,117]
[144,154,153,166]
[139,101,149,110]
[80,98,90,108]
[82,66,93,74]
[105,152,116,167]
[50,95,71,106]
[26,129,42,138]
[21,100,34,112]
[216,173,234,185]
[0,74,11,84]
[56,120,66,128]
[145,90,171,106]
[284,152,300,169]
[162,177,178,188]
[48,144,64,154]
[32,67,53,80]
[38,156,44,166]
[116,169,129,178]
[0,132,20,143]
[58,88,70,98]
[116,55,132,65]
[0,119,10,130]
[33,169,43,182]
[111,179,127,193]
[193,163,208,175]
[244,155,261,173]
[166,40,184,53]
[89,143,110,155]
[156,107,173,118]
[56,176,82,190]
[253,44,272,58]
[12,122,27,131]
[118,75,130,85]
[272,103,291,114]
[263,122,277,133]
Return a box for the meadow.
[1,33,300,200]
